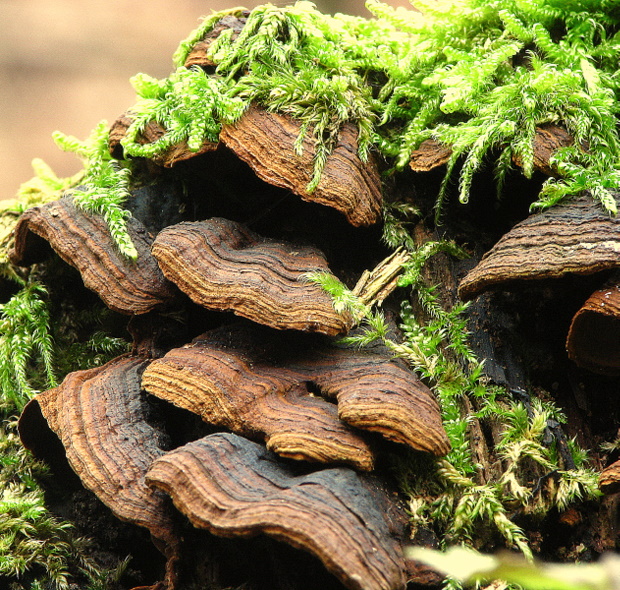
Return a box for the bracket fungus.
[19,355,180,589]
[145,432,408,590]
[109,112,219,167]
[458,194,620,301]
[566,280,620,376]
[599,460,620,495]
[141,333,375,470]
[151,217,353,335]
[9,198,175,315]
[142,323,450,461]
[220,105,382,227]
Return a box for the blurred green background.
[0,0,410,201]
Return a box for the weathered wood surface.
[459,194,620,300]
[220,105,382,227]
[146,432,408,590]
[567,280,620,376]
[9,198,175,314]
[108,112,218,167]
[151,218,353,335]
[141,338,375,471]
[19,355,179,588]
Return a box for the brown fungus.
[566,280,620,376]
[141,337,375,470]
[151,217,353,335]
[409,124,575,176]
[599,459,620,495]
[182,11,250,69]
[108,112,218,167]
[220,105,382,227]
[19,355,180,589]
[145,432,408,590]
[458,194,620,301]
[143,323,449,459]
[9,198,176,315]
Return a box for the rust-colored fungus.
[220,105,382,227]
[142,324,450,459]
[145,432,408,590]
[183,11,249,69]
[599,459,620,495]
[9,198,175,315]
[458,194,620,301]
[566,280,620,376]
[108,112,218,167]
[141,336,375,471]
[409,124,575,176]
[19,355,180,589]
[151,217,353,335]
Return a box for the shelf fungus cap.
[141,336,375,471]
[600,459,620,495]
[9,198,176,315]
[566,281,620,375]
[459,194,620,301]
[220,105,382,227]
[294,347,451,457]
[19,355,180,588]
[108,111,218,167]
[146,433,407,590]
[151,217,353,335]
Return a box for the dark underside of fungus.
[9,6,620,590]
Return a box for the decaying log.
[145,432,408,590]
[9,198,176,315]
[220,105,382,227]
[108,112,218,167]
[600,460,620,495]
[183,11,249,69]
[141,338,375,471]
[409,124,575,176]
[143,323,449,459]
[19,356,180,589]
[566,279,620,376]
[151,217,353,336]
[458,193,620,301]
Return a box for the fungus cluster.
[13,17,449,590]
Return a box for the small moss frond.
[53,123,137,260]
[301,271,367,316]
[0,281,57,411]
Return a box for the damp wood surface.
[9,198,175,314]
[220,105,382,227]
[458,193,620,300]
[146,432,408,590]
[151,217,353,336]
